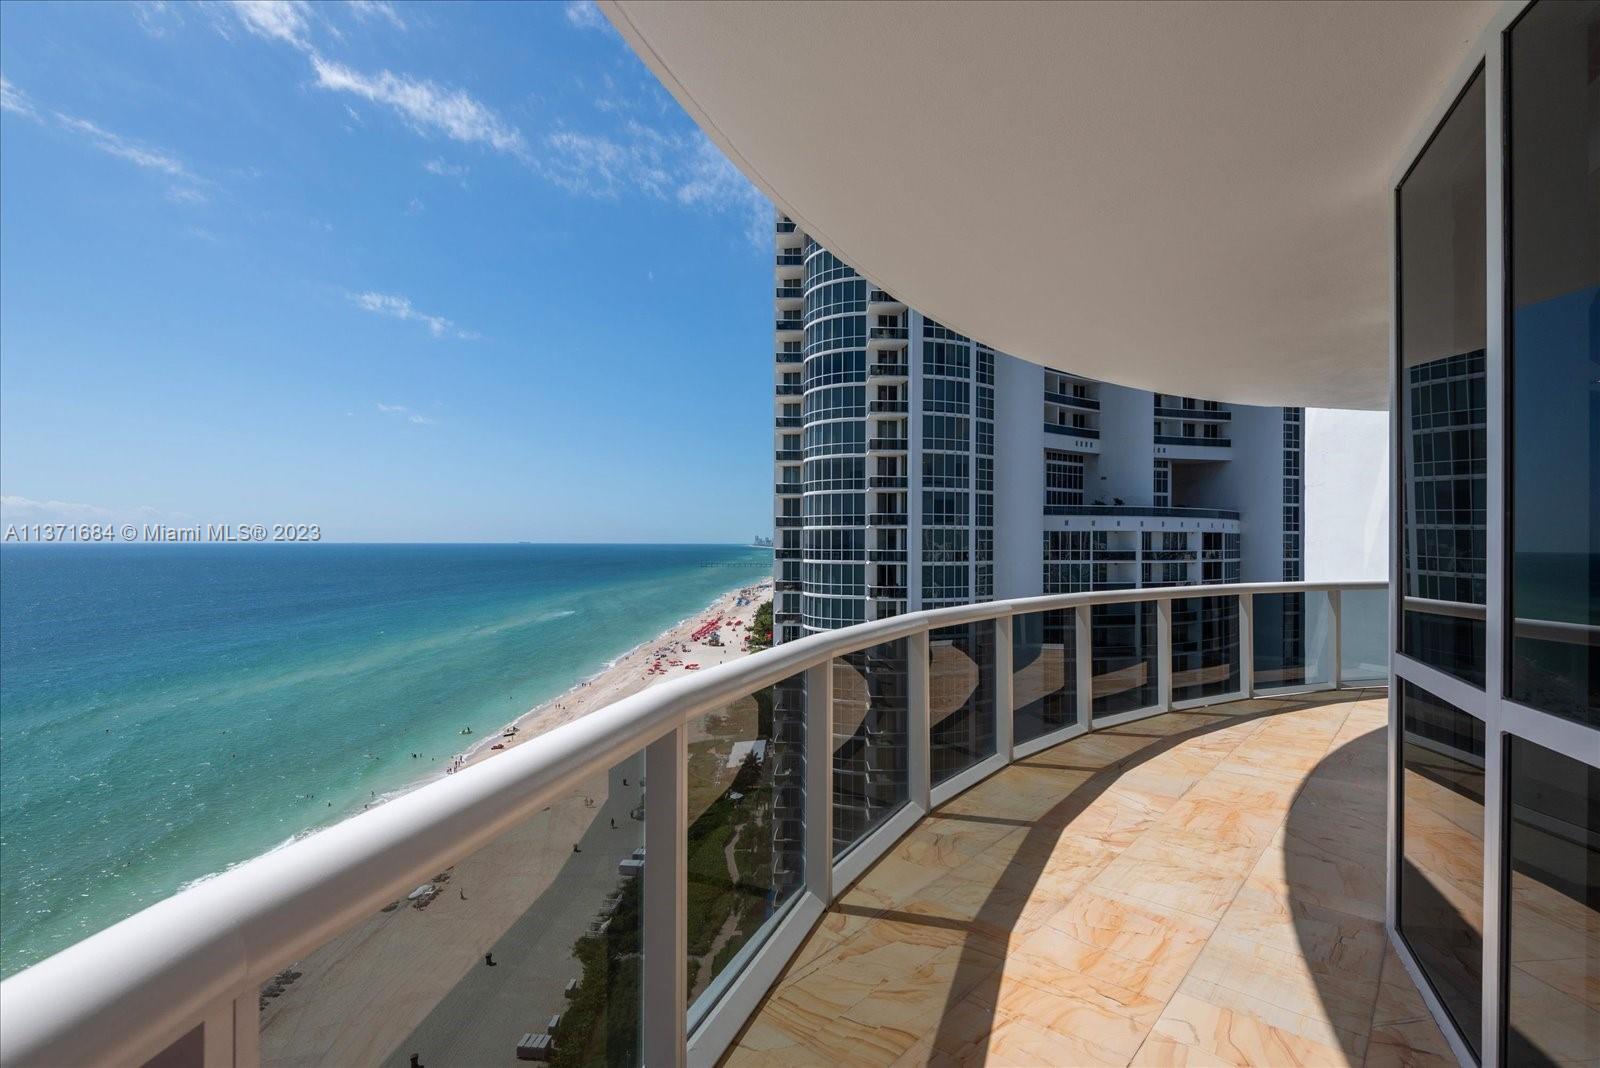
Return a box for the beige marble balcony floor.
[725,688,1459,1068]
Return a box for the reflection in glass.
[832,639,909,857]
[1506,0,1599,726]
[685,674,805,1014]
[1091,602,1157,717]
[1398,680,1484,1059]
[1397,70,1487,688]
[1012,609,1076,744]
[1253,592,1332,690]
[928,623,996,785]
[1340,588,1390,684]
[1505,737,1599,1064]
[259,753,646,1068]
[1170,595,1240,703]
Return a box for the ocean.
[0,543,772,978]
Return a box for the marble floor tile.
[727,689,1454,1068]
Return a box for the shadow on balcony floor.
[725,688,1459,1067]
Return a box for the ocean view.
[0,543,771,977]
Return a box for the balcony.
[1156,434,1232,449]
[1044,389,1101,410]
[867,474,907,490]
[866,361,909,380]
[774,448,801,462]
[774,382,802,396]
[774,482,800,495]
[867,437,908,452]
[773,547,799,560]
[868,399,908,415]
[0,581,1415,1068]
[774,251,802,266]
[1044,504,1243,521]
[775,220,796,234]
[866,548,906,563]
[867,584,907,599]
[774,415,802,428]
[868,512,907,526]
[1155,405,1231,421]
[773,515,801,528]
[775,350,801,365]
[775,317,803,333]
[1043,422,1101,438]
[774,285,802,301]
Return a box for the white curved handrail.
[0,580,1385,1067]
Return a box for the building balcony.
[1043,422,1101,439]
[775,351,801,365]
[866,361,909,381]
[774,219,796,234]
[867,474,907,490]
[1155,434,1230,447]
[866,548,906,563]
[774,415,802,428]
[774,251,802,266]
[774,482,800,495]
[773,579,800,593]
[0,581,1416,1068]
[866,289,905,310]
[775,318,804,333]
[1043,503,1243,521]
[774,448,801,462]
[868,512,907,526]
[773,547,799,560]
[773,516,801,528]
[1044,389,1102,411]
[868,399,908,415]
[774,382,802,396]
[867,437,908,453]
[867,584,907,599]
[1155,405,1231,421]
[774,285,802,303]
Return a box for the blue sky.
[0,0,775,543]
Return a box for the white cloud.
[131,1,182,37]
[405,196,424,215]
[423,157,468,178]
[375,402,435,425]
[1,76,39,120]
[563,1,608,31]
[3,78,211,203]
[542,120,769,245]
[345,0,405,30]
[0,496,197,528]
[311,56,528,158]
[226,0,315,51]
[349,290,475,339]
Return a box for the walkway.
[726,689,1456,1067]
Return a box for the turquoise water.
[0,543,771,977]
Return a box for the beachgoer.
[573,843,581,853]
[484,953,496,967]
[410,1055,421,1068]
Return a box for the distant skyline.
[0,1,774,542]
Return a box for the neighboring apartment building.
[772,215,1309,852]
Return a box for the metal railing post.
[994,615,1014,762]
[1074,604,1092,727]
[643,727,687,1068]
[1156,598,1174,711]
[803,660,833,904]
[1328,588,1343,689]
[907,629,931,812]
[1238,593,1254,697]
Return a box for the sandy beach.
[259,578,771,1067]
[438,577,774,777]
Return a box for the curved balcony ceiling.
[601,0,1498,409]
